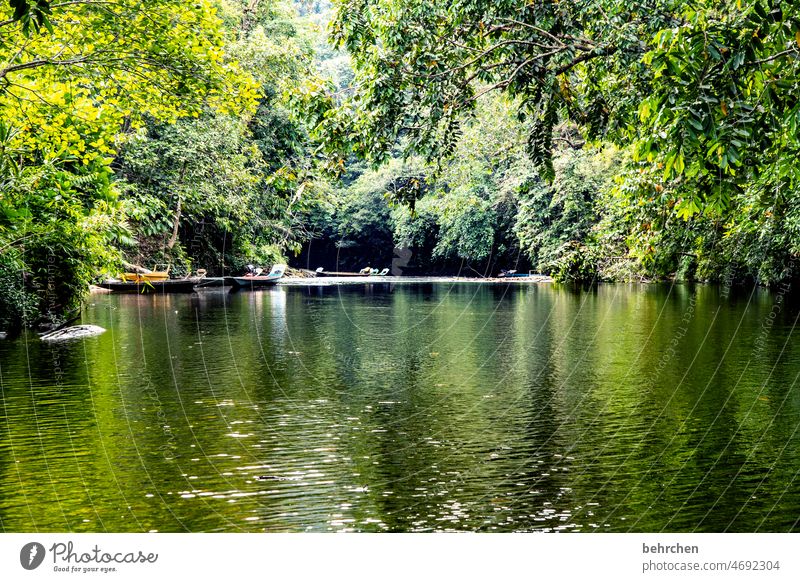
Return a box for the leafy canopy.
[322,0,800,216]
[0,0,259,327]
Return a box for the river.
[1,282,799,532]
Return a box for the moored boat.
[96,278,202,293]
[229,264,287,289]
[496,270,542,278]
[314,270,365,277]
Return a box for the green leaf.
[676,197,700,219]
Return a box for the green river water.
[1,282,799,532]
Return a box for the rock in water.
[40,325,106,342]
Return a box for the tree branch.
[554,46,617,76]
[748,48,798,66]
[0,56,89,80]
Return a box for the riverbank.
[84,275,554,295]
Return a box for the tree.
[4,0,51,35]
[302,95,534,275]
[0,1,258,156]
[321,1,665,172]
[322,1,800,216]
[307,0,800,284]
[117,116,270,272]
[114,0,320,273]
[516,144,620,280]
[0,0,258,328]
[635,1,800,218]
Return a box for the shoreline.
[276,275,554,286]
[86,275,554,295]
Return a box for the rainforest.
[1,0,799,327]
[4,0,800,542]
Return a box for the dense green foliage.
[297,0,800,285]
[302,96,533,274]
[0,0,260,330]
[4,0,800,331]
[114,0,317,274]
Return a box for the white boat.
[230,264,287,289]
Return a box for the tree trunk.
[241,0,261,35]
[167,195,182,250]
[167,161,187,250]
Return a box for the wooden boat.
[96,277,202,293]
[497,270,537,278]
[230,264,286,289]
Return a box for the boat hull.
[97,278,201,293]
[122,273,169,283]
[229,276,281,289]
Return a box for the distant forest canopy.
[2,0,800,330]
[307,0,800,284]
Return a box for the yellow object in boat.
[120,264,170,283]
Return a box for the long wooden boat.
[96,278,202,293]
[496,270,544,278]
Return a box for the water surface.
[1,282,799,532]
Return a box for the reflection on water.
[1,283,799,532]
